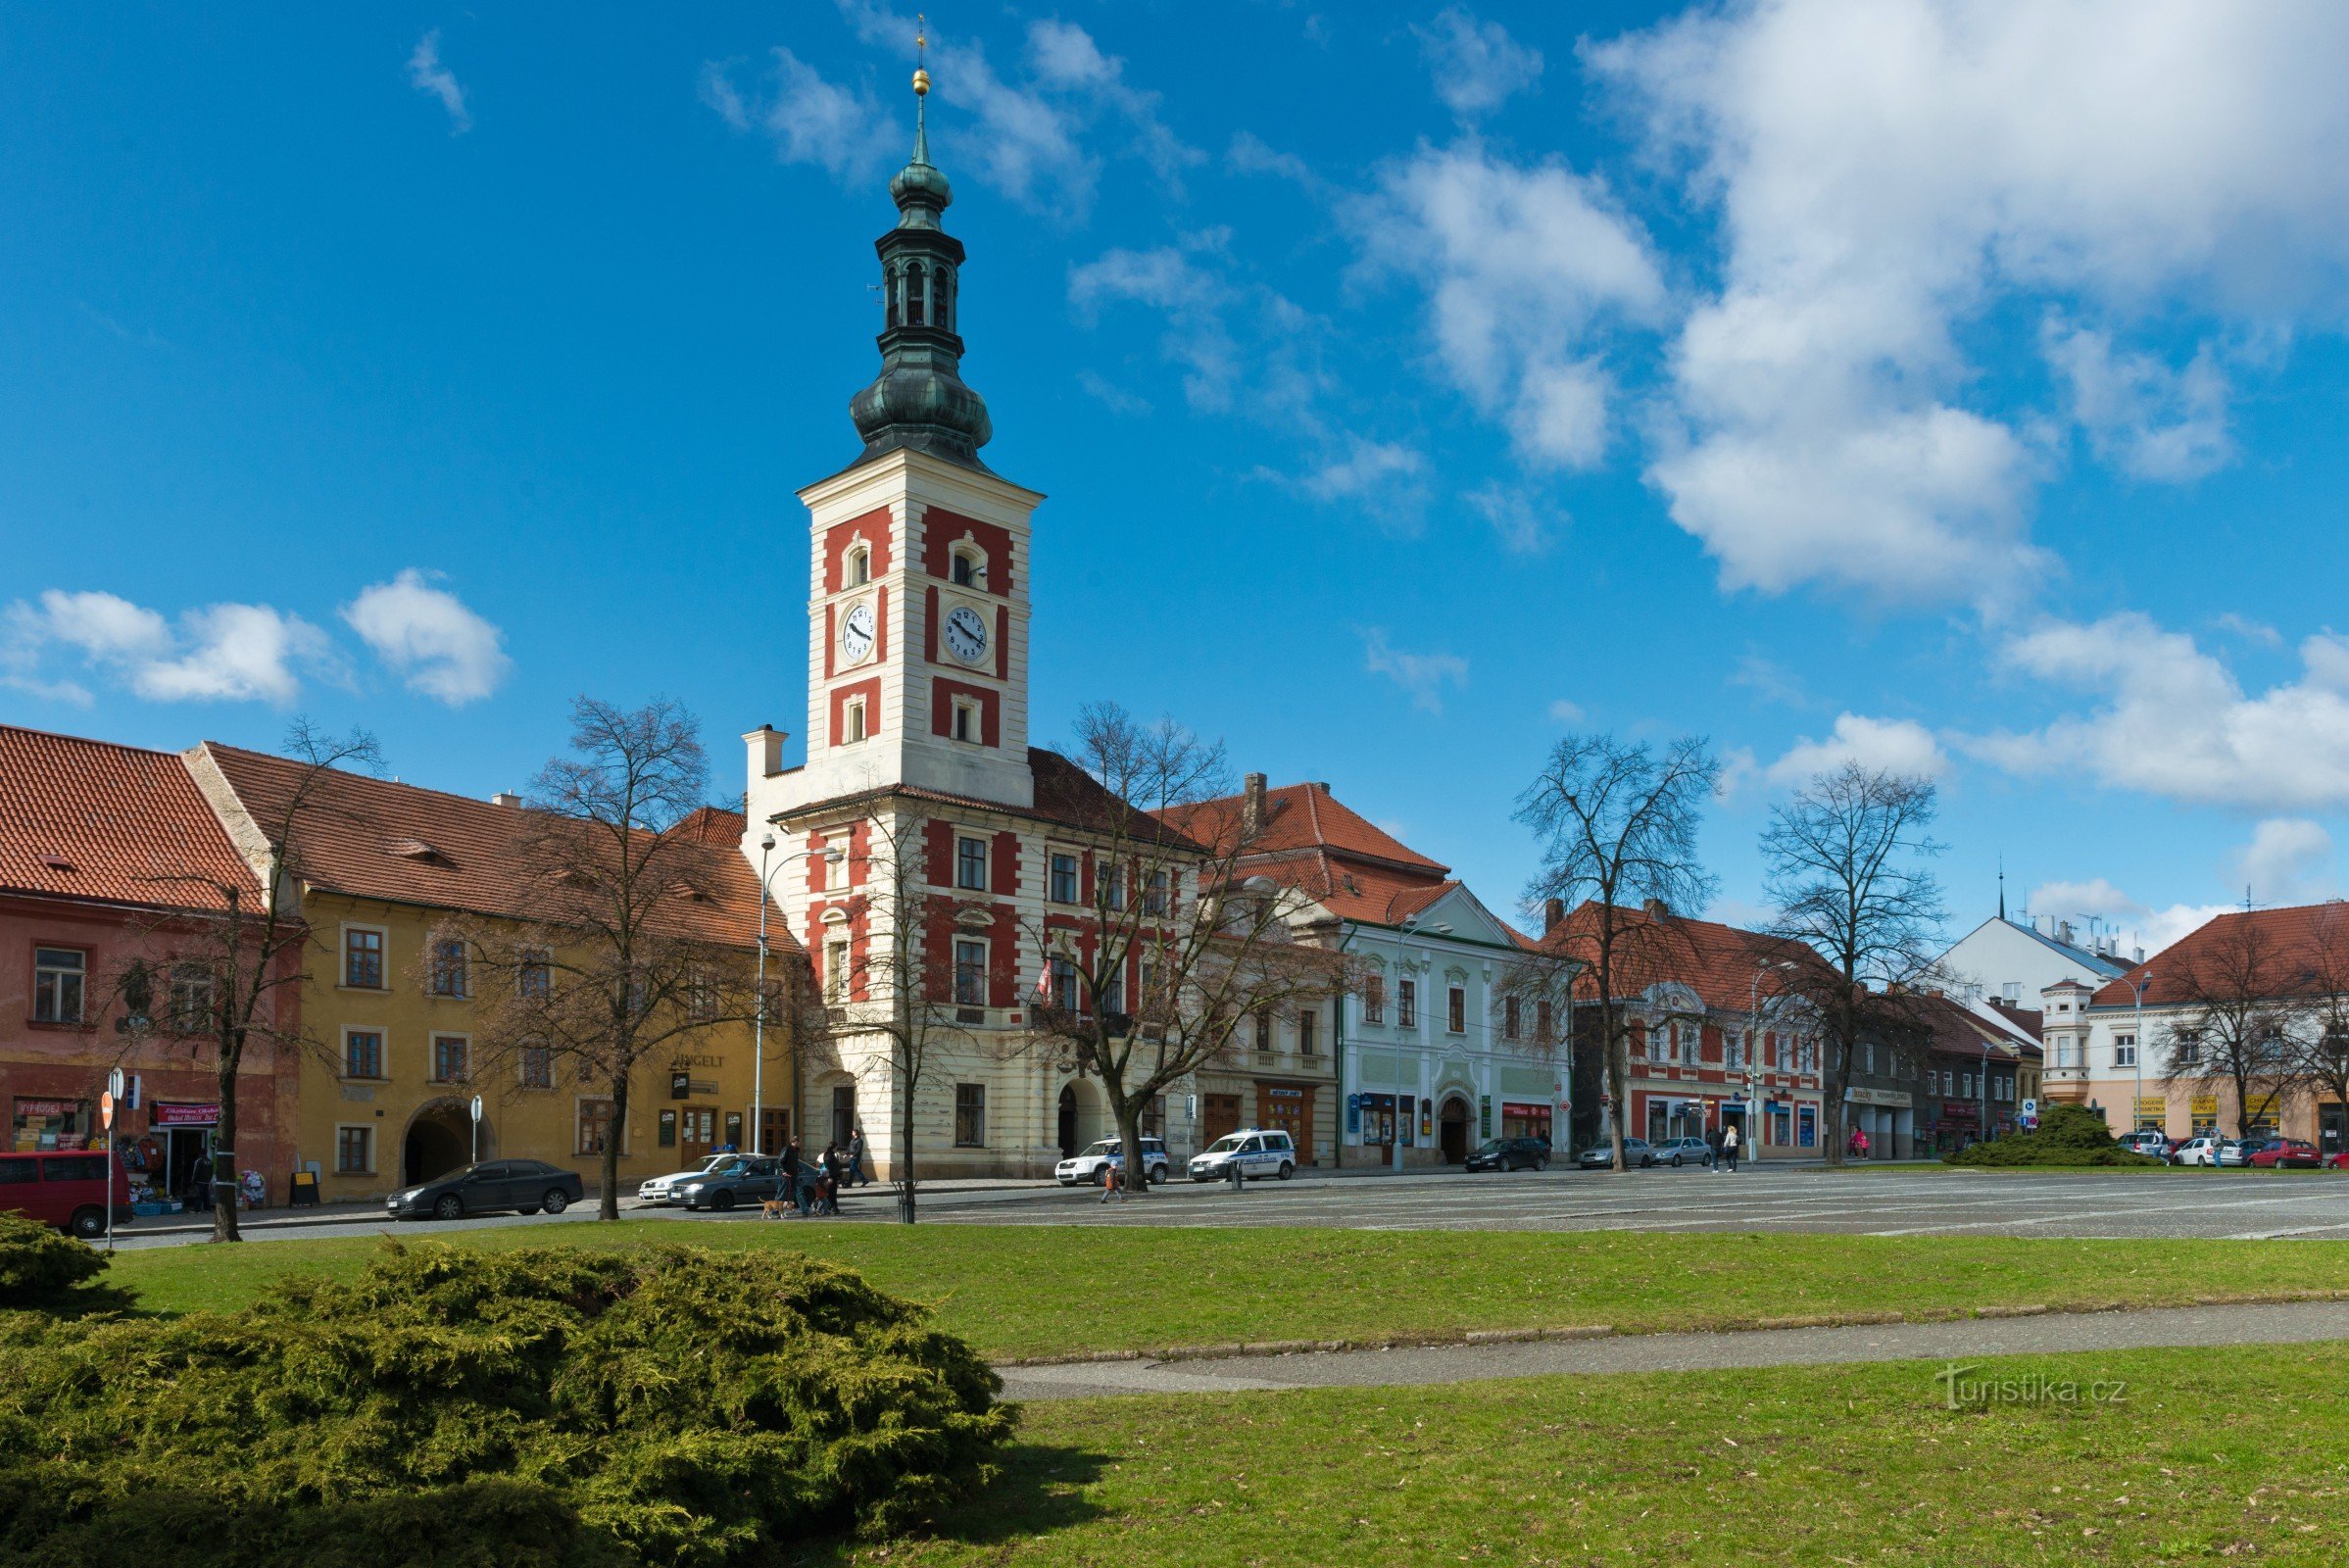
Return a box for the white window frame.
[1048,848,1081,906]
[952,936,988,1008]
[955,833,990,892]
[952,697,980,743]
[31,945,88,1024]
[843,697,868,744]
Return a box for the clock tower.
[751,61,1042,822]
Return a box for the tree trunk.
[1822,1029,1849,1168]
[1114,1096,1150,1200]
[211,1036,242,1244]
[1606,1010,1632,1172]
[600,1067,628,1220]
[896,1054,918,1223]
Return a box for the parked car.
[2325,1150,2349,1170]
[2248,1139,2323,1169]
[0,1150,133,1238]
[386,1159,583,1221]
[1650,1136,1716,1168]
[1463,1136,1551,1173]
[636,1153,731,1206]
[2171,1136,2225,1167]
[1056,1137,1172,1187]
[1187,1129,1297,1182]
[2117,1129,2170,1158]
[677,1154,786,1211]
[1579,1137,1656,1169]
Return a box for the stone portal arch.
[401,1096,489,1186]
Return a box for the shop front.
[1349,1092,1414,1158]
[11,1095,91,1152]
[1498,1100,1552,1145]
[145,1102,220,1200]
[1935,1100,1979,1152]
[1255,1081,1318,1165]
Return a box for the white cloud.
[1359,627,1467,714]
[2023,877,2225,956]
[1547,698,1585,724]
[1067,245,1242,411]
[1968,612,2349,811]
[1765,712,1949,785]
[1291,438,1428,507]
[1074,368,1150,416]
[701,49,894,185]
[407,30,470,134]
[133,604,332,705]
[2042,318,2234,481]
[1414,8,1544,120]
[2234,817,2335,906]
[1590,0,2349,602]
[2213,612,2283,649]
[1347,140,1664,471]
[1465,483,1553,555]
[341,569,511,705]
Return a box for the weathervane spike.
[910,12,932,164]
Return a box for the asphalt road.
[110,1163,2349,1249]
[999,1298,2349,1400]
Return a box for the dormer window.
[848,545,870,587]
[951,547,983,588]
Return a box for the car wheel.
[712,1190,736,1211]
[1671,1154,1684,1167]
[70,1206,106,1240]
[542,1190,568,1214]
[432,1194,464,1221]
[1277,1161,1295,1180]
[517,1205,542,1216]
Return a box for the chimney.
[1642,897,1670,919]
[743,724,787,780]
[1242,772,1267,838]
[1543,897,1564,933]
[489,791,521,808]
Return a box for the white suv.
[1056,1137,1172,1187]
[1188,1128,1297,1182]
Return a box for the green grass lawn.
[795,1345,2349,1566]
[108,1223,2349,1361]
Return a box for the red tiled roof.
[771,748,1200,850]
[1908,991,2040,1058]
[1161,781,1447,873]
[1536,901,1840,1011]
[0,724,257,911]
[195,743,777,950]
[2089,901,2349,1007]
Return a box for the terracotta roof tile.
[770,749,1199,850]
[0,724,256,911]
[1538,901,1841,1011]
[1161,781,1447,873]
[2088,901,2349,1007]
[196,743,780,951]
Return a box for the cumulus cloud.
[1765,712,1948,786]
[407,30,470,134]
[1414,7,1544,120]
[700,48,895,184]
[1967,612,2349,811]
[1360,627,1467,713]
[1287,439,1429,508]
[1590,0,2349,602]
[341,570,511,705]
[2233,817,2335,906]
[2023,877,2226,956]
[1346,139,1664,471]
[1465,482,1554,554]
[1067,244,1240,410]
[6,590,333,706]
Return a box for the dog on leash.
[759,1198,794,1220]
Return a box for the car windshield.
[1082,1141,1120,1156]
[1473,1140,1507,1155]
[1205,1135,1245,1154]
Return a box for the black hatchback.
[386,1159,584,1221]
[1463,1136,1551,1172]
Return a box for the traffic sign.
[99,1091,116,1130]
[107,1067,124,1101]
[469,1095,484,1123]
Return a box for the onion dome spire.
[849,14,993,471]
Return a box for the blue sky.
[8,1,2349,956]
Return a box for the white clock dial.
[944,604,991,665]
[840,601,877,663]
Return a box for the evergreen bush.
[0,1209,107,1308]
[0,1241,1010,1566]
[1942,1102,2165,1167]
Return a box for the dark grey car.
[386,1159,584,1221]
[677,1155,785,1211]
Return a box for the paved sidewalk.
[997,1298,2349,1401]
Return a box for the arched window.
[847,546,869,587]
[935,265,954,331]
[905,261,927,326]
[886,264,901,327]
[951,547,981,588]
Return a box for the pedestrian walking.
[819,1142,843,1214]
[848,1125,871,1187]
[1225,1151,1245,1193]
[1705,1124,1724,1169]
[1100,1160,1126,1203]
[783,1138,810,1216]
[1721,1122,1740,1173]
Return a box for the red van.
[0,1151,133,1238]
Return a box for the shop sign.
[150,1102,220,1128]
[2190,1096,2219,1121]
[14,1097,82,1119]
[1479,1096,1493,1139]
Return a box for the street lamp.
[2131,969,2153,1146]
[756,833,845,1155]
[1748,958,1796,1166]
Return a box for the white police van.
[1187,1127,1297,1182]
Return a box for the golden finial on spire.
[912,14,930,96]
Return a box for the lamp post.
[755,834,845,1156]
[1747,958,1794,1166]
[2130,969,2153,1147]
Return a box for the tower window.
[951,548,983,588]
[935,264,954,331]
[848,546,869,587]
[905,261,927,325]
[953,699,978,743]
[843,699,867,744]
[886,264,901,328]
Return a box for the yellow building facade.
[186,743,796,1202]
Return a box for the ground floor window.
[1797,1104,1817,1148]
[336,1126,372,1173]
[1500,1102,1552,1142]
[12,1097,89,1152]
[954,1083,986,1147]
[520,1045,554,1089]
[1770,1104,1792,1147]
[431,1035,469,1084]
[577,1098,614,1155]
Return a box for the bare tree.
[818,809,978,1222]
[1021,703,1361,1197]
[1491,944,1584,1148]
[126,720,381,1242]
[2159,912,2308,1139]
[1760,762,1946,1166]
[2295,905,2349,1152]
[437,698,764,1220]
[1516,734,1720,1171]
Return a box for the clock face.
[944,604,990,665]
[840,601,877,663]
